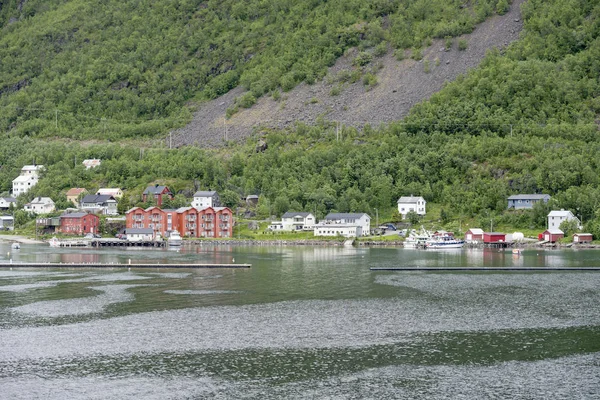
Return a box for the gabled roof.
[26,197,54,205]
[466,228,484,234]
[193,190,218,197]
[282,212,312,218]
[397,196,425,203]
[0,197,16,202]
[21,165,44,171]
[97,188,121,194]
[60,212,95,219]
[12,175,35,183]
[544,229,564,235]
[508,194,550,200]
[81,194,116,204]
[143,185,170,195]
[324,213,369,220]
[548,210,576,218]
[66,188,87,197]
[82,159,101,168]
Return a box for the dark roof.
[193,190,218,197]
[81,194,116,203]
[126,228,154,234]
[60,212,95,219]
[1,197,16,202]
[508,194,551,200]
[282,212,312,218]
[143,185,170,195]
[324,213,369,220]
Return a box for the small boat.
[49,237,61,248]
[11,243,20,250]
[168,230,182,246]
[512,249,522,256]
[425,234,465,249]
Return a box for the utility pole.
[169,132,172,149]
[55,110,58,129]
[375,208,379,231]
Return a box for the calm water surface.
[0,243,599,399]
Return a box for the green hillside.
[1,0,501,139]
[2,0,600,237]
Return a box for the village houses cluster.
[0,162,594,243]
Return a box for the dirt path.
[0,234,45,244]
[173,0,526,148]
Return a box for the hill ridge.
[173,0,525,148]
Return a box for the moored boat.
[425,235,465,249]
[167,230,182,246]
[11,242,20,250]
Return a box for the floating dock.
[0,262,251,269]
[370,267,600,271]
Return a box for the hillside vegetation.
[2,0,600,237]
[1,0,503,139]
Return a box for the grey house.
[507,194,551,210]
[81,194,118,215]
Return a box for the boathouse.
[465,228,484,243]
[483,232,506,244]
[542,229,564,243]
[573,233,593,243]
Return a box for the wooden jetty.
[0,262,251,269]
[91,238,166,247]
[370,267,600,271]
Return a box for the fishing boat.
[167,230,182,247]
[425,234,465,249]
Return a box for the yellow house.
[66,188,88,206]
[97,188,123,199]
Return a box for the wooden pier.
[370,267,600,271]
[0,262,251,269]
[91,239,166,247]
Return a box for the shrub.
[458,39,468,51]
[353,51,373,67]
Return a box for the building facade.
[58,212,100,235]
[125,206,233,238]
[12,165,44,196]
[507,194,551,210]
[269,212,315,231]
[80,194,118,215]
[24,197,55,214]
[314,213,370,238]
[547,210,580,230]
[0,197,16,209]
[142,185,173,206]
[66,188,88,206]
[397,196,426,218]
[192,191,221,208]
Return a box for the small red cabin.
[573,233,593,243]
[465,228,484,242]
[483,232,506,243]
[541,229,564,243]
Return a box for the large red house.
[125,206,233,238]
[59,212,100,235]
[142,185,173,206]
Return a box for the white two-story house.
[0,197,16,209]
[192,191,221,208]
[24,197,55,214]
[12,165,44,196]
[269,212,315,231]
[314,213,371,238]
[397,195,426,219]
[547,209,581,230]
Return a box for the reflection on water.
[0,242,599,399]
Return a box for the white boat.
[403,228,432,249]
[11,243,20,250]
[168,230,182,246]
[49,237,61,248]
[425,235,465,249]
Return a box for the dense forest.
[1,0,600,237]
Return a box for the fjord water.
[0,243,599,399]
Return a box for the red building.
[142,185,173,206]
[573,233,593,243]
[541,229,564,243]
[465,228,484,242]
[125,206,233,238]
[59,212,100,235]
[483,232,506,243]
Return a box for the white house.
[24,197,55,214]
[82,159,101,169]
[12,165,44,196]
[397,195,426,218]
[314,213,370,238]
[548,210,581,230]
[269,212,315,231]
[125,228,154,242]
[80,194,118,215]
[0,197,16,209]
[96,188,123,199]
[192,191,221,208]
